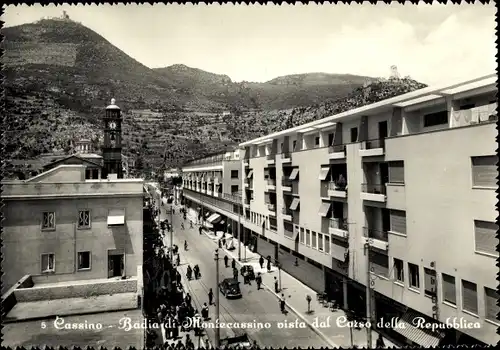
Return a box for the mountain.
[2,18,427,179]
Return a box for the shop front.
[251,231,277,261]
[277,245,324,293]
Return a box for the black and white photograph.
[0,2,497,349]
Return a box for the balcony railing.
[267,179,276,186]
[363,138,385,150]
[282,207,292,216]
[282,178,293,187]
[361,183,386,195]
[328,181,347,191]
[328,144,346,154]
[329,218,348,231]
[281,152,291,159]
[363,227,388,242]
[222,192,242,203]
[267,203,276,211]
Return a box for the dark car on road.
[240,265,255,280]
[219,278,242,299]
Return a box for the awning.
[331,240,348,262]
[108,209,125,226]
[318,202,332,217]
[319,167,331,181]
[289,168,299,180]
[247,170,254,179]
[207,213,222,224]
[393,310,445,347]
[290,198,300,211]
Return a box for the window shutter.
[318,233,323,250]
[390,210,407,234]
[369,251,389,277]
[472,156,497,187]
[325,235,330,254]
[312,232,317,248]
[442,274,456,304]
[474,220,498,255]
[485,287,499,321]
[462,280,478,314]
[264,193,271,204]
[389,161,405,183]
[424,268,436,295]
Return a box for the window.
[369,250,389,277]
[442,274,456,305]
[292,140,297,151]
[324,234,330,254]
[306,229,311,246]
[484,287,500,323]
[300,228,305,244]
[408,263,420,289]
[231,185,239,193]
[462,280,478,314]
[85,168,92,179]
[315,137,320,147]
[394,258,404,282]
[390,210,406,235]
[231,170,239,179]
[311,231,317,248]
[388,161,405,184]
[350,127,358,142]
[471,156,497,188]
[424,268,437,297]
[78,210,91,229]
[41,253,55,273]
[77,251,91,270]
[423,110,448,127]
[318,233,323,251]
[474,220,499,256]
[328,133,334,146]
[280,143,283,152]
[42,211,56,230]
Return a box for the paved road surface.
[158,204,329,349]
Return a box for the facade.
[181,74,498,346]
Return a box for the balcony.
[267,203,276,215]
[359,139,385,157]
[361,183,386,203]
[266,154,275,165]
[363,227,389,251]
[329,218,349,239]
[222,192,242,203]
[281,152,292,163]
[327,181,347,198]
[214,176,221,185]
[244,178,249,188]
[328,145,346,160]
[281,178,292,192]
[282,207,293,221]
[266,178,276,191]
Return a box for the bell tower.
[102,98,123,179]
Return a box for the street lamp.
[214,249,220,348]
[275,259,282,292]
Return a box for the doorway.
[379,163,389,185]
[108,252,124,278]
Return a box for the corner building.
[182,74,498,346]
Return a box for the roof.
[239,73,497,146]
[1,309,144,349]
[43,153,103,169]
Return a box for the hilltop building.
[1,99,146,349]
[181,74,498,347]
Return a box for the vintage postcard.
[1,2,497,349]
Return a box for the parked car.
[219,278,242,299]
[240,265,255,280]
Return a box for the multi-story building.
[182,149,244,235]
[182,74,498,346]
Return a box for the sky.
[2,2,497,85]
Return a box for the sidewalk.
[185,210,397,348]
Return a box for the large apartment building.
[182,74,498,346]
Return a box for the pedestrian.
[190,220,193,228]
[256,272,262,290]
[218,239,222,249]
[199,226,203,235]
[233,267,238,281]
[185,293,192,306]
[208,288,214,305]
[280,293,286,314]
[376,334,385,348]
[172,316,179,339]
[181,222,184,230]
[176,254,180,267]
[175,339,185,350]
[185,334,194,350]
[267,255,271,272]
[231,258,236,270]
[201,302,209,320]
[243,270,249,285]
[224,255,229,268]
[259,256,264,269]
[274,276,279,293]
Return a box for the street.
[158,203,329,349]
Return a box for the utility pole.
[170,206,174,263]
[214,249,220,348]
[275,259,282,291]
[364,242,372,348]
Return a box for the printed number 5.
[41,321,47,329]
